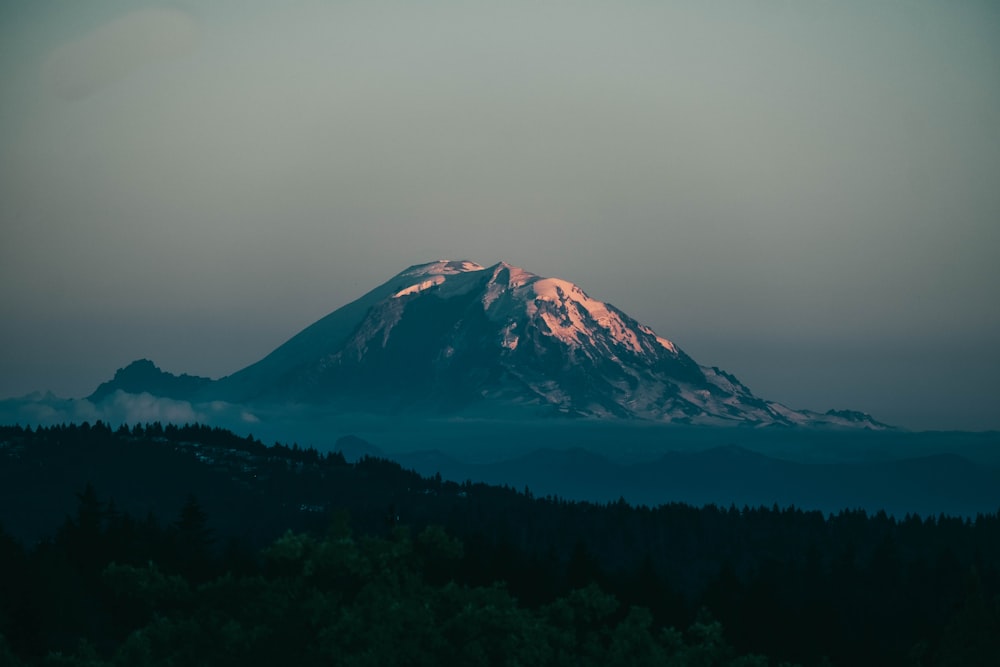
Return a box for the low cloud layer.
[0,391,260,430]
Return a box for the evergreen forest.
[1,422,998,665]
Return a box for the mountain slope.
[94,260,888,428]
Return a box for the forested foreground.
[1,512,785,667]
[1,422,999,665]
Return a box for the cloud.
[42,8,200,101]
[1,397,62,424]
[100,390,205,424]
[0,391,204,426]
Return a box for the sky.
[1,0,998,431]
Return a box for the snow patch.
[638,325,678,353]
[493,262,536,287]
[531,278,647,354]
[501,322,519,350]
[393,275,446,298]
[767,402,811,425]
[703,367,749,397]
[401,260,485,278]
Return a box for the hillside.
[1,421,998,665]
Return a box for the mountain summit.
[94,260,887,428]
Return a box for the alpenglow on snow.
[91,260,887,429]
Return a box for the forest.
[0,422,998,665]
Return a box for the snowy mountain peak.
[487,261,537,287]
[104,259,889,429]
[397,260,484,279]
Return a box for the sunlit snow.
[401,260,485,278]
[393,275,446,298]
[531,278,648,355]
[345,259,883,427]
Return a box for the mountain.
[91,260,888,428]
[89,358,212,402]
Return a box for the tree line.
[0,422,998,665]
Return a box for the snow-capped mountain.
[93,260,888,428]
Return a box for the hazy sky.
[2,1,998,430]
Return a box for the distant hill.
[89,358,211,402]
[393,443,1000,518]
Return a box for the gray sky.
[2,0,998,430]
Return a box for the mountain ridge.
[89,358,212,402]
